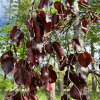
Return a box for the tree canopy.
[0,0,100,100]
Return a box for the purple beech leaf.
[41,66,50,83]
[66,0,71,8]
[24,93,29,100]
[10,58,18,75]
[10,26,24,45]
[27,47,36,65]
[10,26,17,40]
[90,12,97,23]
[78,52,92,67]
[29,83,37,94]
[82,16,89,33]
[49,69,57,83]
[13,92,24,100]
[51,14,59,27]
[44,82,52,92]
[68,54,76,65]
[34,22,42,43]
[61,94,70,100]
[30,94,38,100]
[72,37,81,47]
[38,0,49,9]
[14,68,26,85]
[53,41,63,60]
[26,40,32,48]
[25,70,32,87]
[70,85,81,99]
[49,65,53,70]
[1,50,18,74]
[45,42,53,54]
[72,41,76,51]
[36,11,52,32]
[54,1,65,14]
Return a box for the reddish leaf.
[36,11,52,32]
[30,94,38,100]
[65,0,71,8]
[44,82,52,92]
[41,66,50,83]
[79,0,83,3]
[79,0,88,4]
[34,22,43,43]
[38,0,49,9]
[59,56,69,71]
[24,93,29,100]
[64,9,71,20]
[10,27,24,44]
[18,59,29,69]
[82,16,89,33]
[53,42,63,60]
[49,69,57,83]
[27,47,36,65]
[70,85,81,99]
[72,41,76,51]
[33,77,42,88]
[26,40,32,48]
[78,52,92,67]
[90,12,97,23]
[1,50,17,74]
[10,58,18,75]
[14,68,26,85]
[61,94,70,100]
[72,37,81,46]
[25,70,32,87]
[51,14,60,27]
[45,42,53,54]
[49,65,53,70]
[10,26,17,40]
[68,54,76,65]
[54,1,65,14]
[13,92,24,100]
[29,83,37,94]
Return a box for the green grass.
[0,90,99,100]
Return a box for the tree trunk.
[91,39,96,91]
[59,72,63,95]
[72,0,90,98]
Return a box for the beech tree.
[1,0,100,100]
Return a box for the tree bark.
[72,0,90,98]
[91,39,96,91]
[59,72,63,96]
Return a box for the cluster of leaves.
[1,0,99,100]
